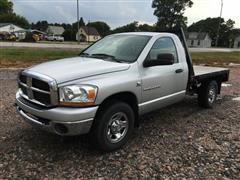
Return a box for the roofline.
[79,26,100,36]
[0,23,22,28]
[110,32,175,37]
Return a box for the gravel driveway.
[0,67,240,179]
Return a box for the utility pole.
[87,19,90,43]
[77,0,80,44]
[216,0,223,47]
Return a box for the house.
[186,32,212,48]
[234,36,240,48]
[76,26,101,42]
[46,25,65,35]
[0,23,26,40]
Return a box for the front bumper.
[16,91,98,136]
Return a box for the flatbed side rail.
[194,69,230,82]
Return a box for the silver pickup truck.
[16,29,229,151]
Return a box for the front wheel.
[92,101,134,152]
[198,81,218,108]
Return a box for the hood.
[28,57,130,83]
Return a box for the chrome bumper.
[16,92,98,136]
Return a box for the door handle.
[175,69,184,73]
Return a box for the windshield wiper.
[79,52,90,57]
[91,53,115,59]
[91,53,126,63]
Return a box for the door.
[139,37,186,113]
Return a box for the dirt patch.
[221,66,240,96]
[0,59,40,68]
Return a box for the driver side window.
[147,37,178,63]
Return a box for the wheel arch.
[198,79,221,94]
[95,91,140,127]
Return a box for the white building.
[76,26,101,42]
[234,36,240,48]
[46,26,65,35]
[0,23,26,40]
[186,32,212,48]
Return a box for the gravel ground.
[0,67,240,179]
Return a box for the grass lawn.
[0,48,81,68]
[191,52,240,65]
[0,47,240,68]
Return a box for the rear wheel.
[198,81,218,108]
[92,101,134,152]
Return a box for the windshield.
[81,34,151,63]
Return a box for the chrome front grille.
[18,71,58,107]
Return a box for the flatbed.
[193,65,229,82]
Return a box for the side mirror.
[143,53,174,67]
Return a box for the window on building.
[191,40,194,46]
[198,40,201,46]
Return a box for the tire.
[198,81,218,108]
[92,101,134,152]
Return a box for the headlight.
[59,85,98,107]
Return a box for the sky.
[11,0,240,29]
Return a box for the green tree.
[0,0,30,28]
[138,24,156,32]
[87,21,110,36]
[61,23,75,41]
[0,13,30,29]
[228,29,240,47]
[188,17,235,47]
[0,0,13,15]
[111,22,138,34]
[72,17,85,33]
[70,17,85,41]
[152,0,193,30]
[79,17,85,27]
[31,21,49,31]
[63,28,75,41]
[72,17,85,31]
